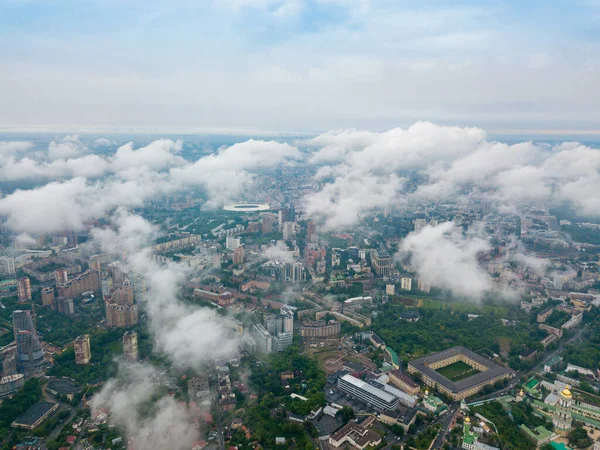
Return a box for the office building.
[282,222,294,241]
[233,245,245,265]
[123,330,139,361]
[17,277,32,302]
[41,287,55,307]
[252,324,272,353]
[264,314,283,335]
[388,370,420,396]
[226,236,241,251]
[371,249,391,277]
[74,335,91,365]
[55,268,68,285]
[401,277,412,291]
[337,374,399,411]
[13,310,45,378]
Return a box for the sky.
[1,0,599,134]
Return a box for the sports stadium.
[223,202,270,212]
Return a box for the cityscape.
[1,2,600,450]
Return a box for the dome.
[465,417,471,423]
[561,386,572,397]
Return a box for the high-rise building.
[101,275,112,297]
[105,301,138,328]
[55,268,68,285]
[226,236,241,251]
[281,306,294,333]
[385,284,395,295]
[74,335,91,365]
[417,279,431,293]
[252,324,272,353]
[413,218,427,234]
[2,353,17,376]
[401,277,412,291]
[261,217,274,234]
[233,245,245,265]
[553,386,573,435]
[17,277,32,302]
[12,310,45,378]
[89,259,101,272]
[307,221,318,243]
[371,249,391,277]
[123,331,139,361]
[41,287,55,307]
[264,314,283,336]
[54,297,74,315]
[112,279,134,305]
[56,269,101,299]
[133,275,146,303]
[282,222,294,241]
[0,256,16,276]
[273,332,293,352]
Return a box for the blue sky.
[0,0,599,133]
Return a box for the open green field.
[436,361,481,381]
[420,298,510,316]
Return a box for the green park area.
[436,361,481,381]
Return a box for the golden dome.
[465,417,471,423]
[561,386,572,397]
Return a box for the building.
[252,324,272,353]
[371,249,391,277]
[11,401,59,430]
[264,314,283,335]
[337,374,399,411]
[123,330,139,361]
[388,370,420,396]
[111,279,134,305]
[54,296,74,315]
[13,310,45,378]
[282,222,295,240]
[89,258,102,272]
[385,284,395,295]
[55,268,68,284]
[105,301,138,328]
[462,417,500,450]
[261,217,274,234]
[379,407,418,431]
[329,421,382,449]
[57,269,101,299]
[281,305,294,333]
[408,346,513,401]
[17,277,32,302]
[226,236,241,251]
[0,373,25,398]
[188,376,210,401]
[537,307,554,323]
[0,256,16,276]
[413,218,427,234]
[369,333,386,349]
[73,335,91,365]
[401,277,412,291]
[41,286,55,307]
[300,320,340,340]
[273,331,293,352]
[233,245,245,265]
[553,386,573,435]
[418,279,431,293]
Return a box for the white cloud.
[398,221,493,300]
[47,135,87,160]
[0,141,34,155]
[111,139,185,172]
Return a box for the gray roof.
[12,401,57,426]
[409,346,513,393]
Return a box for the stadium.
[407,346,514,400]
[223,202,270,212]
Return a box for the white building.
[226,236,241,251]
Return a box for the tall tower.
[553,386,573,435]
[17,277,32,302]
[74,335,91,365]
[12,310,45,378]
[123,331,139,361]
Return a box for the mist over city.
[1,2,600,450]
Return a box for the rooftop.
[340,374,397,403]
[409,346,513,393]
[12,401,57,427]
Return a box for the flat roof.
[340,374,397,403]
[47,378,82,395]
[12,401,57,427]
[409,346,513,393]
